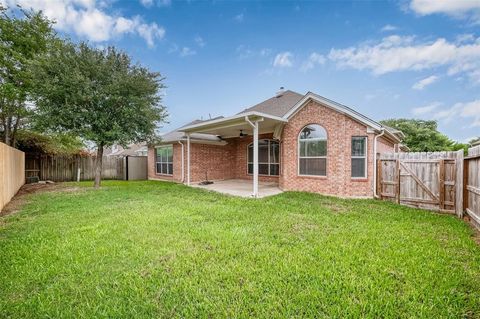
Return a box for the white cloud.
[259,48,271,57]
[194,36,205,47]
[456,33,475,43]
[412,75,439,90]
[300,52,326,72]
[137,22,165,47]
[411,102,442,115]
[410,0,480,23]
[140,0,153,7]
[234,13,244,22]
[237,45,271,60]
[410,0,480,14]
[140,0,170,7]
[180,47,196,57]
[273,52,293,68]
[381,24,398,32]
[433,100,480,126]
[4,0,165,46]
[328,35,480,84]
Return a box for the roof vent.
[276,87,285,98]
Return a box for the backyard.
[0,181,479,318]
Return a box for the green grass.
[1,181,479,318]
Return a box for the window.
[351,137,367,178]
[298,124,327,176]
[156,145,173,175]
[247,139,279,176]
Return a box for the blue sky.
[5,0,480,142]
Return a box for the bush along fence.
[25,154,124,182]
[0,142,25,212]
[378,146,480,230]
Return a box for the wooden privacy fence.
[0,142,25,212]
[464,145,480,228]
[25,155,124,182]
[378,151,464,215]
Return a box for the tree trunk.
[4,117,11,146]
[94,143,104,188]
[11,114,20,148]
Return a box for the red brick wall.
[187,143,235,182]
[148,142,235,183]
[279,100,394,197]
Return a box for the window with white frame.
[156,145,173,175]
[247,139,279,176]
[298,124,327,176]
[351,137,367,178]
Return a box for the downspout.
[373,129,385,199]
[186,133,191,186]
[178,141,185,183]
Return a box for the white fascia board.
[181,111,287,132]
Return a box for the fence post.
[455,150,464,217]
[439,159,445,210]
[463,156,468,213]
[396,159,400,204]
[377,159,382,199]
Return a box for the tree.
[31,42,167,187]
[15,130,85,155]
[0,6,55,146]
[380,119,468,152]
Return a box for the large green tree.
[32,42,167,187]
[0,6,55,146]
[380,119,467,152]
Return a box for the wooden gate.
[464,145,480,228]
[378,152,462,213]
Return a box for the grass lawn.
[1,181,479,318]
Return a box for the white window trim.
[155,145,174,176]
[298,125,328,177]
[351,136,367,179]
[247,139,280,176]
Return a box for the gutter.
[373,129,385,199]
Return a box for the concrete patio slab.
[191,179,282,198]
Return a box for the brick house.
[148,89,405,198]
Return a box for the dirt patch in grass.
[0,183,80,217]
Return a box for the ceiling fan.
[239,130,248,138]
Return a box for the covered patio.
[180,111,287,198]
[191,179,282,198]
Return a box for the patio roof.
[180,111,287,138]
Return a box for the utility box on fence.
[124,156,147,181]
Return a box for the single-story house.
[148,89,406,198]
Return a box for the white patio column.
[252,120,259,198]
[186,133,191,186]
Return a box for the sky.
[3,0,480,142]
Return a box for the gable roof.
[283,92,403,142]
[159,90,404,144]
[237,90,303,118]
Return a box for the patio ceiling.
[180,111,287,138]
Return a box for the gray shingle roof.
[237,90,304,117]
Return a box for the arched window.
[298,124,327,176]
[247,139,279,176]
